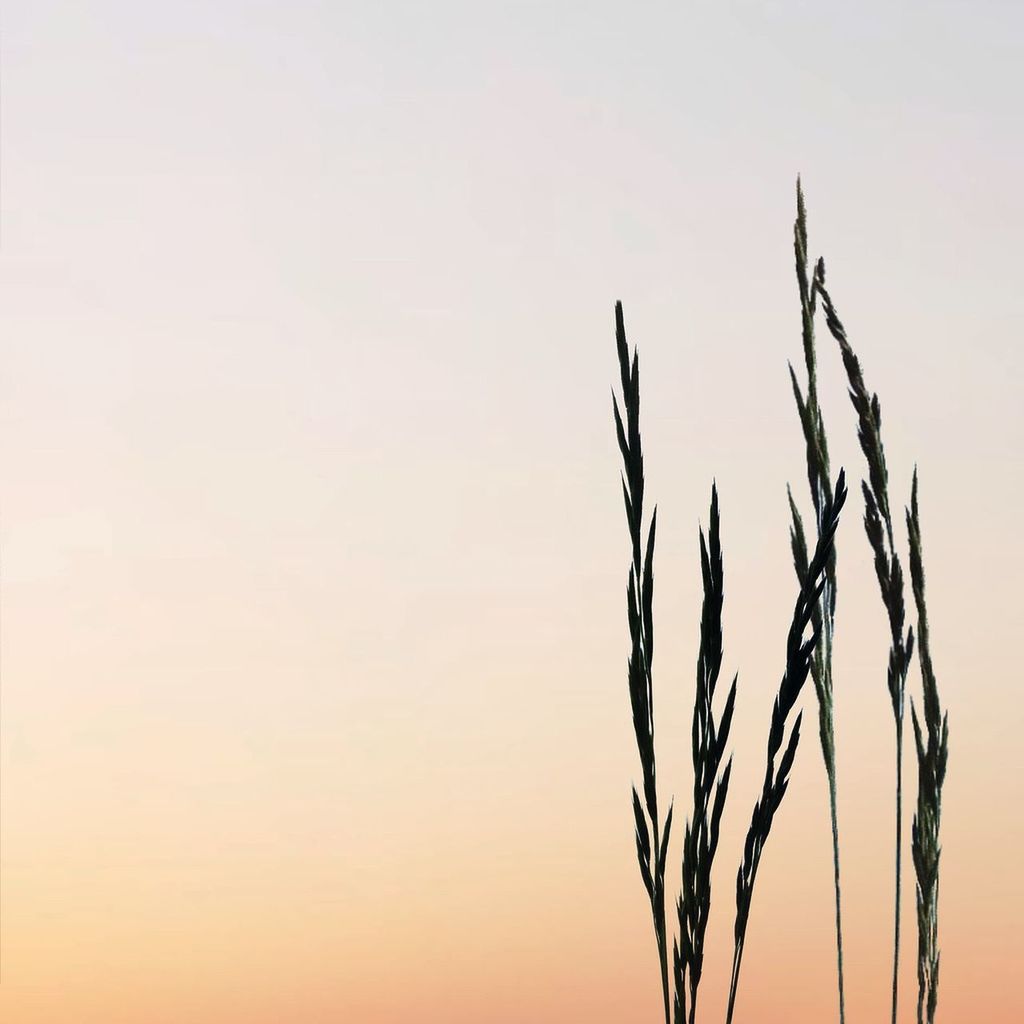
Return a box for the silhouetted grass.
[613,300,673,1024]
[726,471,848,1024]
[815,265,916,1024]
[673,484,736,1024]
[907,471,948,1024]
[786,180,846,1024]
[608,185,948,1024]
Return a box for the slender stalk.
[675,486,736,1024]
[815,264,915,1024]
[654,817,672,1024]
[893,719,903,1024]
[613,300,674,1024]
[727,472,848,1024]
[828,771,846,1022]
[726,942,745,1024]
[787,180,845,1024]
[907,471,948,1024]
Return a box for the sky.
[1,2,1022,1021]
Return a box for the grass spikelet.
[815,265,916,1024]
[612,300,673,1024]
[672,484,736,1024]
[906,471,948,1024]
[787,180,845,1024]
[726,470,849,1024]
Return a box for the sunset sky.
[2,2,1022,1022]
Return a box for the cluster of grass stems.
[610,183,948,1023]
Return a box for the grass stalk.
[894,718,904,1024]
[674,485,736,1024]
[787,180,845,1024]
[907,471,948,1024]
[613,300,674,1024]
[726,471,848,1024]
[815,264,916,1024]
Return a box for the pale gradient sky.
[1,2,1022,1022]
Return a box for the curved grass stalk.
[815,266,915,1024]
[726,472,848,1024]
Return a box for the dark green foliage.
[907,472,948,1024]
[673,485,736,1024]
[613,300,673,1024]
[726,472,849,1024]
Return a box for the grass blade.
[906,471,948,1024]
[675,484,736,1024]
[815,265,915,1024]
[726,471,849,1023]
[613,300,673,1024]
[788,180,845,1024]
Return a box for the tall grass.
[815,265,916,1024]
[674,484,736,1024]
[907,471,948,1024]
[817,254,948,1023]
[726,471,848,1024]
[786,180,846,1024]
[608,185,947,1023]
[613,300,674,1024]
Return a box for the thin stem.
[822,580,845,1024]
[658,929,671,1024]
[726,940,744,1024]
[892,721,903,1024]
[815,268,915,1024]
[791,185,845,1024]
[828,771,846,1024]
[652,819,671,1024]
